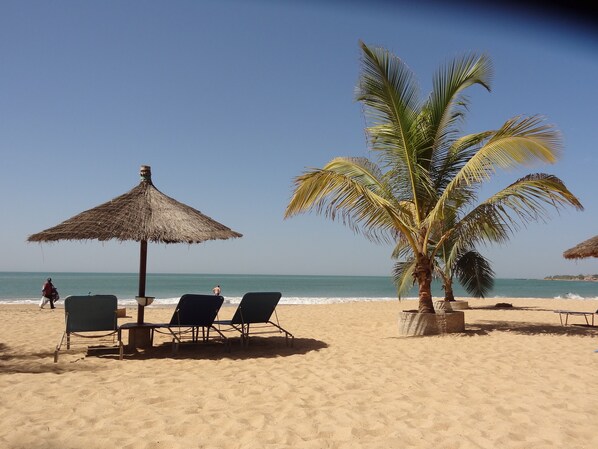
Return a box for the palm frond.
[392,259,417,299]
[427,115,563,228]
[432,131,494,196]
[284,157,415,244]
[455,251,495,298]
[481,173,583,224]
[441,173,583,252]
[357,41,429,219]
[425,53,493,166]
[391,237,414,260]
[357,41,421,133]
[463,115,561,184]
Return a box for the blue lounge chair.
[153,294,228,350]
[55,295,123,362]
[214,292,294,346]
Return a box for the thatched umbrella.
[28,165,242,325]
[563,235,598,259]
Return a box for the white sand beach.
[1,298,597,449]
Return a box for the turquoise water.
[1,272,597,305]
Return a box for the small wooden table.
[554,310,596,327]
[119,322,161,348]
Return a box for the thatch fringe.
[563,235,598,259]
[28,170,242,244]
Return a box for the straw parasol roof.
[563,235,598,259]
[28,165,241,244]
[28,165,242,325]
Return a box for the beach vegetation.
[285,41,583,314]
[392,214,495,301]
[544,274,598,281]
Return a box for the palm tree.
[285,41,583,314]
[438,249,494,301]
[393,242,494,302]
[392,202,495,302]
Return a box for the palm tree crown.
[285,41,583,313]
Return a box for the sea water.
[0,272,597,305]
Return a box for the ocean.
[1,272,597,306]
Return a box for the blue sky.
[1,0,597,278]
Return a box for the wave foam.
[0,296,412,306]
[554,292,596,300]
[2,294,597,306]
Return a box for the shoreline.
[1,294,598,306]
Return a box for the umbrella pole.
[137,240,147,325]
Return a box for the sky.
[1,0,597,279]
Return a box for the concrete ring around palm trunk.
[434,300,453,312]
[398,310,465,336]
[449,300,470,310]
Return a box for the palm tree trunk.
[415,255,435,313]
[444,278,455,302]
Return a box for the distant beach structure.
[545,274,598,282]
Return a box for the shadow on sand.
[120,336,329,361]
[462,320,598,337]
[462,304,598,336]
[0,337,329,373]
[469,304,556,313]
[0,342,100,375]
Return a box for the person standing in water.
[212,285,221,296]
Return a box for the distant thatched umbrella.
[563,235,598,259]
[28,165,242,324]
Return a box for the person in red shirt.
[39,277,55,309]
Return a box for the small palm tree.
[285,41,583,314]
[393,242,494,301]
[439,249,494,301]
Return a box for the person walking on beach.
[212,285,221,296]
[39,277,56,309]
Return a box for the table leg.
[127,327,153,349]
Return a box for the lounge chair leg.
[54,332,65,363]
[283,333,294,347]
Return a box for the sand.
[1,298,597,449]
